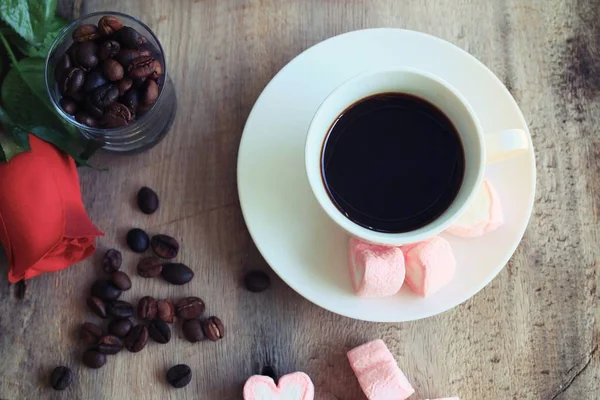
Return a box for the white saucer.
[237,29,536,322]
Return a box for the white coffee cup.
[305,67,528,246]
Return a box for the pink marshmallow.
[400,236,455,297]
[446,178,503,238]
[347,339,415,400]
[243,372,314,400]
[348,238,406,297]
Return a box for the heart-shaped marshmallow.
[243,372,315,400]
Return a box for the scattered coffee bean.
[137,296,157,320]
[107,300,134,319]
[166,364,192,388]
[161,263,194,285]
[75,112,97,127]
[202,316,224,341]
[82,349,106,369]
[102,102,133,128]
[176,297,205,320]
[99,40,121,60]
[109,318,133,338]
[87,296,107,318]
[182,319,204,343]
[15,280,26,300]
[60,97,78,115]
[141,79,159,105]
[96,335,123,354]
[114,26,146,49]
[137,257,163,278]
[157,299,176,323]
[116,78,133,95]
[50,366,73,391]
[74,41,99,70]
[103,59,124,81]
[137,187,159,214]
[91,280,121,301]
[60,67,85,96]
[244,270,271,293]
[98,15,124,36]
[124,324,148,352]
[110,271,131,290]
[80,322,103,344]
[150,234,179,259]
[127,228,150,253]
[73,24,100,42]
[102,248,122,273]
[148,319,171,344]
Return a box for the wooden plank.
[0,0,598,399]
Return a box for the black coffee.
[321,93,465,233]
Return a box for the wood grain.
[1,0,599,399]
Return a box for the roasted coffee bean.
[202,316,224,341]
[141,79,159,105]
[161,263,194,285]
[110,271,131,290]
[121,89,139,114]
[109,318,133,338]
[157,299,175,323]
[116,78,133,95]
[127,228,149,253]
[137,102,153,116]
[96,335,123,354]
[103,59,124,81]
[55,54,72,81]
[148,320,171,344]
[132,77,147,89]
[75,112,98,127]
[108,300,134,319]
[114,26,146,49]
[87,296,107,318]
[166,364,192,388]
[137,296,157,320]
[73,24,100,42]
[150,234,179,259]
[115,49,142,67]
[176,297,205,320]
[84,70,108,92]
[91,84,119,109]
[50,366,73,390]
[137,187,159,214]
[244,270,271,293]
[102,102,133,128]
[82,349,106,369]
[182,319,203,343]
[91,279,121,301]
[85,98,104,118]
[102,248,122,272]
[60,98,77,115]
[80,322,103,344]
[124,324,148,352]
[149,60,163,80]
[98,16,124,36]
[60,67,85,96]
[128,56,158,79]
[74,41,99,70]
[137,257,163,278]
[99,40,121,60]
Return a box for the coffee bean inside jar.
[53,14,164,128]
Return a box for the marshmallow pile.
[349,178,503,298]
[242,339,458,400]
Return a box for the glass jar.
[45,11,177,153]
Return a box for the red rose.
[0,135,103,282]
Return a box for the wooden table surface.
[1,0,599,399]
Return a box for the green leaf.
[0,0,57,45]
[1,57,63,130]
[0,129,26,161]
[26,125,91,167]
[11,16,67,57]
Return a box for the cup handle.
[484,129,529,163]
